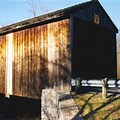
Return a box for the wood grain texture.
[0,36,6,93]
[0,19,71,99]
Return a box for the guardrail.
[71,79,120,88]
[72,78,120,98]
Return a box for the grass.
[72,92,120,120]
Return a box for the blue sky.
[0,0,120,30]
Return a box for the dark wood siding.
[73,3,117,32]
[72,17,117,79]
[0,19,71,99]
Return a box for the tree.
[27,0,49,17]
[27,0,39,17]
[0,23,4,28]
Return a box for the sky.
[0,0,120,31]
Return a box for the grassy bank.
[72,92,120,120]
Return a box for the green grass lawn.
[72,92,120,120]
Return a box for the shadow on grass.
[72,93,97,120]
[103,105,120,120]
[84,95,120,120]
[72,92,120,120]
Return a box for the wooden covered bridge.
[0,0,118,99]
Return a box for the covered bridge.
[0,0,118,99]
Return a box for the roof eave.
[0,0,95,35]
[0,10,70,36]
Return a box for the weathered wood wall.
[0,36,6,93]
[0,19,71,99]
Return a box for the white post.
[5,33,13,98]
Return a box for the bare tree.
[27,0,50,17]
[27,0,39,17]
[0,23,4,28]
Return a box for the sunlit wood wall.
[0,35,6,94]
[0,19,71,99]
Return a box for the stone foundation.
[41,89,83,120]
[41,89,59,120]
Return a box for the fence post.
[75,78,82,94]
[102,78,108,98]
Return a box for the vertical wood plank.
[43,25,48,88]
[0,36,6,93]
[52,22,57,88]
[27,29,30,97]
[25,29,29,97]
[34,27,38,97]
[19,31,23,96]
[14,32,19,95]
[63,19,71,91]
[38,26,42,96]
[29,28,32,97]
[31,27,34,96]
[35,27,39,97]
[3,36,6,93]
[22,30,26,96]
[66,19,71,91]
[30,27,36,97]
[20,31,23,95]
[28,28,31,97]
[58,20,63,90]
[13,32,17,95]
[0,36,3,92]
[17,31,20,95]
[47,23,50,87]
[54,22,59,89]
[23,29,27,96]
[34,26,41,98]
[40,25,44,89]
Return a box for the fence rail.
[71,79,120,88]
